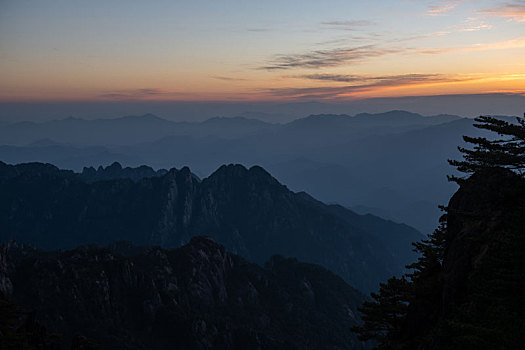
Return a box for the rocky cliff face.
[0,237,369,350]
[0,244,12,297]
[392,168,525,349]
[0,161,422,293]
[435,168,525,348]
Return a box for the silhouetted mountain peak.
[80,162,168,183]
[287,114,351,127]
[355,110,421,119]
[116,113,168,123]
[203,116,268,125]
[248,164,272,176]
[107,161,123,170]
[174,165,200,183]
[209,163,248,177]
[207,163,281,189]
[0,161,74,181]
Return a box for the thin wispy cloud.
[459,22,493,32]
[98,88,185,100]
[260,45,401,70]
[261,25,508,71]
[212,76,249,82]
[321,20,374,30]
[297,74,363,83]
[299,73,458,84]
[313,32,387,46]
[427,0,461,15]
[445,17,493,32]
[396,31,451,42]
[470,36,525,50]
[416,36,525,54]
[480,1,525,22]
[263,73,479,99]
[261,13,502,72]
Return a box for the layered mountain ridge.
[0,110,473,234]
[0,161,422,293]
[0,110,461,146]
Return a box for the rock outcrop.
[1,237,369,349]
[80,162,168,183]
[388,168,525,349]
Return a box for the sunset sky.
[1,0,525,102]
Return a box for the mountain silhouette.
[0,161,422,293]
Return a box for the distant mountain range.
[0,161,422,293]
[0,113,276,146]
[0,236,370,349]
[1,94,523,122]
[0,110,461,147]
[0,110,505,234]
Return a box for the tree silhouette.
[449,115,525,182]
[351,222,446,349]
[350,276,410,348]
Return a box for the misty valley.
[0,110,486,234]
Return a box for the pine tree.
[350,276,411,348]
[449,115,525,182]
[351,217,447,348]
[406,216,446,282]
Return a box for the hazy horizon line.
[1,92,523,123]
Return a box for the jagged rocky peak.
[0,161,75,181]
[179,165,200,181]
[80,161,168,182]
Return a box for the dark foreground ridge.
[0,237,369,349]
[0,161,422,293]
